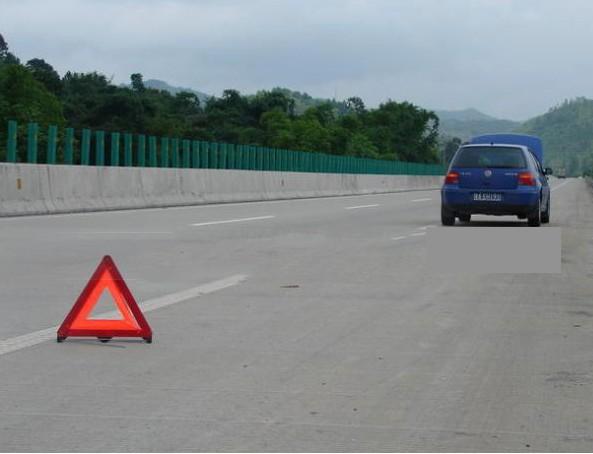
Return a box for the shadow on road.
[457,219,529,227]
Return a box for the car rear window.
[452,146,527,168]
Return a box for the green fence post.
[137,134,146,167]
[81,129,91,165]
[242,145,250,169]
[123,133,133,166]
[227,144,235,169]
[191,140,199,168]
[233,145,239,169]
[182,139,190,168]
[247,146,254,170]
[246,145,252,170]
[148,136,157,167]
[64,128,74,164]
[220,143,227,169]
[160,137,169,167]
[200,142,209,168]
[284,150,291,172]
[27,123,38,163]
[254,146,260,170]
[171,138,179,168]
[259,147,265,170]
[95,131,105,166]
[210,142,218,169]
[110,132,120,166]
[235,145,243,169]
[260,147,268,170]
[6,120,17,162]
[46,125,58,164]
[269,148,276,171]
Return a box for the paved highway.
[1,178,592,451]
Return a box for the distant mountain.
[436,108,498,122]
[266,87,346,115]
[137,82,344,115]
[435,108,520,141]
[517,97,593,175]
[143,79,211,105]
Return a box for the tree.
[346,133,379,157]
[442,137,462,164]
[260,109,294,148]
[345,96,366,115]
[0,33,7,59]
[0,33,20,65]
[365,101,440,162]
[130,73,145,92]
[292,109,331,152]
[26,58,62,95]
[0,64,64,127]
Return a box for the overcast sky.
[2,0,593,120]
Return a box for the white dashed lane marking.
[345,204,380,210]
[0,274,247,356]
[191,216,275,227]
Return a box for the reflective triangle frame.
[57,256,152,343]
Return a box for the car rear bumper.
[441,186,540,216]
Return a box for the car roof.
[460,143,529,151]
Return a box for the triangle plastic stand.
[57,256,152,343]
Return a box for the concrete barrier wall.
[0,163,442,216]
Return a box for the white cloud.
[2,0,593,119]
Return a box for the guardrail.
[1,120,445,175]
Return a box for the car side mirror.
[544,167,553,175]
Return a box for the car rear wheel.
[527,197,541,227]
[441,205,455,226]
[541,197,550,224]
[458,214,471,223]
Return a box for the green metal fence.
[1,120,445,175]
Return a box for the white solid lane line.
[0,189,441,221]
[191,215,275,227]
[411,198,432,202]
[76,231,173,235]
[551,180,570,191]
[410,232,427,237]
[392,236,407,241]
[0,274,247,356]
[344,204,380,210]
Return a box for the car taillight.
[444,171,459,184]
[518,172,536,186]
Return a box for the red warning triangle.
[57,256,152,343]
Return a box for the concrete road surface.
[1,178,592,451]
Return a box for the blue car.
[441,143,551,226]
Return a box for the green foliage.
[130,73,145,92]
[26,58,62,96]
[0,32,440,164]
[0,33,20,66]
[365,101,439,162]
[517,97,593,176]
[0,64,64,127]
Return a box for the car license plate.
[473,192,502,202]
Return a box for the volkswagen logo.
[484,169,492,178]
